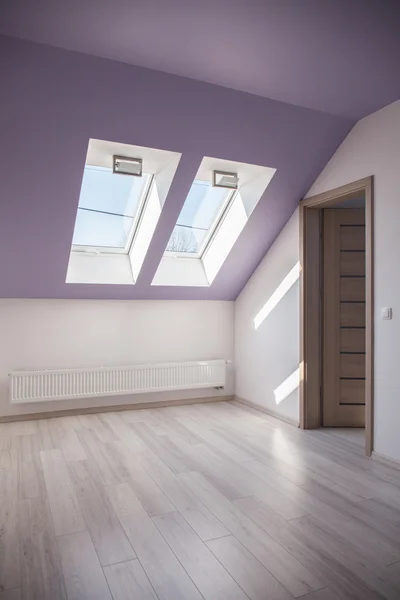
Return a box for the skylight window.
[166,180,235,256]
[72,165,151,253]
[67,138,182,286]
[152,156,276,288]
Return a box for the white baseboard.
[235,396,299,428]
[0,395,233,423]
[371,450,400,470]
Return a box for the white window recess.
[152,156,276,287]
[9,360,228,404]
[66,138,181,285]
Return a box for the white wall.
[235,210,300,424]
[306,100,400,462]
[0,299,234,418]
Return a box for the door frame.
[299,177,374,456]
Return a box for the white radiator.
[9,360,227,405]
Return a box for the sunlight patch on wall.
[253,261,300,329]
[274,367,300,405]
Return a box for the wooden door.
[322,208,366,427]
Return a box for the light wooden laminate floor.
[1,400,400,600]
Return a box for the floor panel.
[0,401,399,599]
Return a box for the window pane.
[78,166,149,217]
[72,165,151,250]
[166,225,199,254]
[72,209,134,248]
[166,181,230,254]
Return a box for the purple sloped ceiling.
[0,35,354,301]
[1,0,399,120]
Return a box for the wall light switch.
[381,307,392,320]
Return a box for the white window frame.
[164,186,237,260]
[71,172,154,256]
